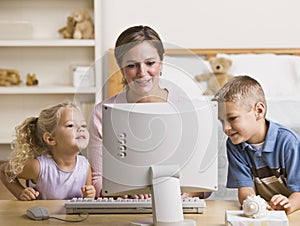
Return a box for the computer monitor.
[102,100,218,226]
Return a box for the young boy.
[214,75,300,214]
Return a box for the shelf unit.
[0,0,102,159]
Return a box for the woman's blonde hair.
[114,25,165,86]
[214,75,267,112]
[6,101,78,180]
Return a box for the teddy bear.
[26,73,38,86]
[72,9,94,39]
[194,57,233,95]
[0,69,22,86]
[58,16,76,39]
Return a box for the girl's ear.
[43,132,56,146]
[254,101,266,120]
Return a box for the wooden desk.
[0,200,299,226]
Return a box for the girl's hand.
[82,185,96,198]
[19,187,39,201]
[269,194,291,211]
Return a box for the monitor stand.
[131,165,196,226]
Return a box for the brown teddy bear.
[73,9,94,39]
[26,73,38,86]
[0,69,22,86]
[58,16,76,39]
[195,57,233,95]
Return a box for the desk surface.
[0,200,299,226]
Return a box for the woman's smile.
[134,77,152,86]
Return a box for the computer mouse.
[26,206,50,220]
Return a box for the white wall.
[101,0,300,51]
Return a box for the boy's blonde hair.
[6,101,79,181]
[214,75,267,112]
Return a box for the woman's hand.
[181,192,211,199]
[123,194,151,199]
[19,187,39,201]
[82,185,96,198]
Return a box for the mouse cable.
[49,213,89,222]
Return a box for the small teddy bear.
[195,57,233,95]
[26,73,38,86]
[73,9,94,39]
[58,16,76,39]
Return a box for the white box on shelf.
[73,66,95,88]
[225,210,289,226]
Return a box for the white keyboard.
[65,197,206,214]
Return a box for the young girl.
[0,101,95,200]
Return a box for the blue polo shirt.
[226,119,300,201]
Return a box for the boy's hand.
[269,194,291,211]
[19,187,39,201]
[82,185,96,198]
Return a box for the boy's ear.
[43,132,56,146]
[255,101,266,119]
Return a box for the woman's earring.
[122,77,126,83]
[160,71,162,76]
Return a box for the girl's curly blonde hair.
[5,101,78,181]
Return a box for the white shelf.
[0,85,96,94]
[0,0,101,151]
[0,39,95,47]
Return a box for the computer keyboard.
[65,197,206,214]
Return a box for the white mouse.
[26,206,50,220]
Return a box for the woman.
[87,25,210,199]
